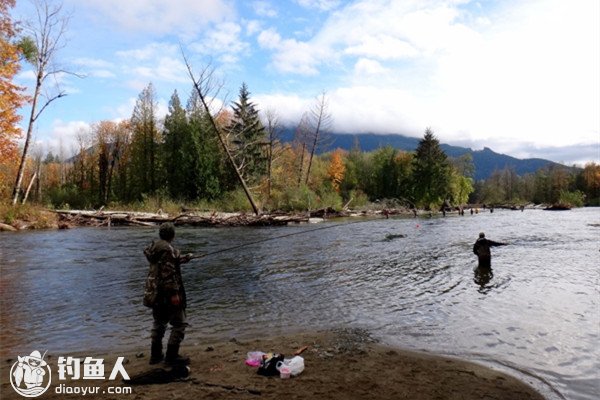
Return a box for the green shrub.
[268,185,318,212]
[558,190,585,207]
[47,185,91,209]
[315,190,343,211]
[346,190,369,209]
[219,189,255,212]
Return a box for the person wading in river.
[143,222,191,365]
[473,232,507,268]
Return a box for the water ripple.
[1,210,599,399]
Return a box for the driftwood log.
[0,222,18,231]
[54,210,311,228]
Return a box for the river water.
[0,208,598,399]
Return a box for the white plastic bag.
[277,356,304,377]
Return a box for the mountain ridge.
[280,129,567,180]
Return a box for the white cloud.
[15,70,36,82]
[344,35,418,60]
[190,22,249,64]
[257,28,323,75]
[427,0,600,148]
[253,85,424,134]
[117,43,189,84]
[116,43,178,62]
[254,93,310,125]
[114,98,138,120]
[257,1,477,76]
[72,58,114,69]
[252,1,277,17]
[256,0,598,160]
[89,70,116,79]
[40,120,93,156]
[296,0,341,12]
[132,59,188,84]
[353,58,388,75]
[245,19,262,35]
[72,59,117,78]
[76,0,234,36]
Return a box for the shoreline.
[0,203,561,232]
[1,330,546,400]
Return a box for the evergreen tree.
[163,90,189,198]
[187,89,225,199]
[411,128,451,208]
[129,83,160,198]
[226,83,266,184]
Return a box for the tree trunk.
[297,142,306,187]
[12,73,42,205]
[304,109,323,185]
[22,171,38,205]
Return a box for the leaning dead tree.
[181,50,260,215]
[12,0,79,205]
[304,92,332,185]
[294,113,311,187]
[262,108,283,198]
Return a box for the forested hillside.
[279,130,569,181]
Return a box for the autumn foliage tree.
[0,0,27,198]
[581,162,600,204]
[327,148,346,192]
[94,120,131,205]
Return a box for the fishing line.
[189,216,384,260]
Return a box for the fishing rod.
[185,216,385,261]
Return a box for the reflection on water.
[1,208,599,400]
[473,266,494,292]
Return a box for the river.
[0,208,598,399]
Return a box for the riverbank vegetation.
[2,82,599,219]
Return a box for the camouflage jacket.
[143,239,187,309]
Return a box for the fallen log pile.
[55,210,311,228]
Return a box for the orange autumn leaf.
[0,0,28,198]
[327,148,346,192]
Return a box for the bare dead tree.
[181,50,260,215]
[304,92,333,185]
[294,112,311,187]
[12,0,81,205]
[262,108,283,198]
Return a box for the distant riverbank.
[0,202,570,232]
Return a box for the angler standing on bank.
[143,222,192,366]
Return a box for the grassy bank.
[0,203,59,230]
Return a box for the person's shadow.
[473,266,494,294]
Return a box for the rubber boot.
[165,344,190,365]
[149,341,164,365]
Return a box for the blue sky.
[12,0,600,165]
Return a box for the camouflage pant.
[151,305,188,346]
